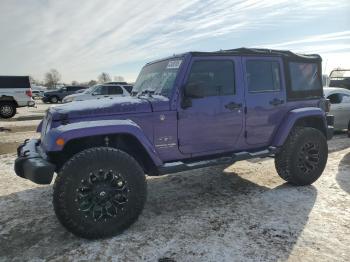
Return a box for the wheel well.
[294,116,326,136]
[0,96,18,107]
[49,133,157,175]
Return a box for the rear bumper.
[326,114,334,140]
[14,139,55,184]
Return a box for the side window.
[246,60,281,92]
[327,93,342,104]
[108,86,123,95]
[289,62,321,91]
[94,86,108,95]
[342,94,350,103]
[185,60,235,98]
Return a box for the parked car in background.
[0,76,35,118]
[62,83,130,103]
[329,69,350,90]
[42,85,88,103]
[31,85,46,99]
[32,90,45,99]
[15,48,333,239]
[324,87,350,136]
[105,82,133,94]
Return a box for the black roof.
[190,48,321,61]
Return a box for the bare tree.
[114,75,125,82]
[29,75,37,85]
[44,69,61,89]
[97,72,111,83]
[88,80,98,86]
[71,80,79,86]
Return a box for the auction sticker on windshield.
[166,60,182,69]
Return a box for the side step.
[158,147,278,175]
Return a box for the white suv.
[63,84,131,103]
[0,76,35,118]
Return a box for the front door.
[328,92,350,129]
[178,57,244,154]
[242,57,286,146]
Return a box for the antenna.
[323,58,328,74]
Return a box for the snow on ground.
[0,121,349,261]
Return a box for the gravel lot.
[0,112,350,261]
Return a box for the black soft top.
[191,47,321,62]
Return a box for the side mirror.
[184,83,204,99]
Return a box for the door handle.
[225,102,242,110]
[269,98,284,106]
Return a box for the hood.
[49,95,169,121]
[63,93,80,100]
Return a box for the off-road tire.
[53,147,147,239]
[0,102,16,118]
[275,127,328,186]
[50,96,59,103]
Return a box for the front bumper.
[326,114,334,140]
[28,101,35,107]
[14,139,55,184]
[42,96,50,103]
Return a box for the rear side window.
[246,60,281,92]
[186,60,235,97]
[287,62,322,100]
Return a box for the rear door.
[242,57,286,146]
[178,57,244,154]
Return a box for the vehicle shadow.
[336,152,350,194]
[0,167,317,261]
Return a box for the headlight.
[63,97,74,103]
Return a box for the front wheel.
[0,102,16,118]
[50,96,59,103]
[53,147,147,239]
[275,127,328,186]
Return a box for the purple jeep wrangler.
[14,48,334,239]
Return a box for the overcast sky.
[0,0,349,83]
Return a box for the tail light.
[325,99,331,113]
[26,89,32,97]
[318,97,331,113]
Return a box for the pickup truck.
[15,48,334,239]
[0,76,35,118]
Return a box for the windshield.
[330,70,350,79]
[132,58,183,97]
[84,85,100,94]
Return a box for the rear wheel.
[0,102,16,118]
[275,127,328,186]
[53,147,147,239]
